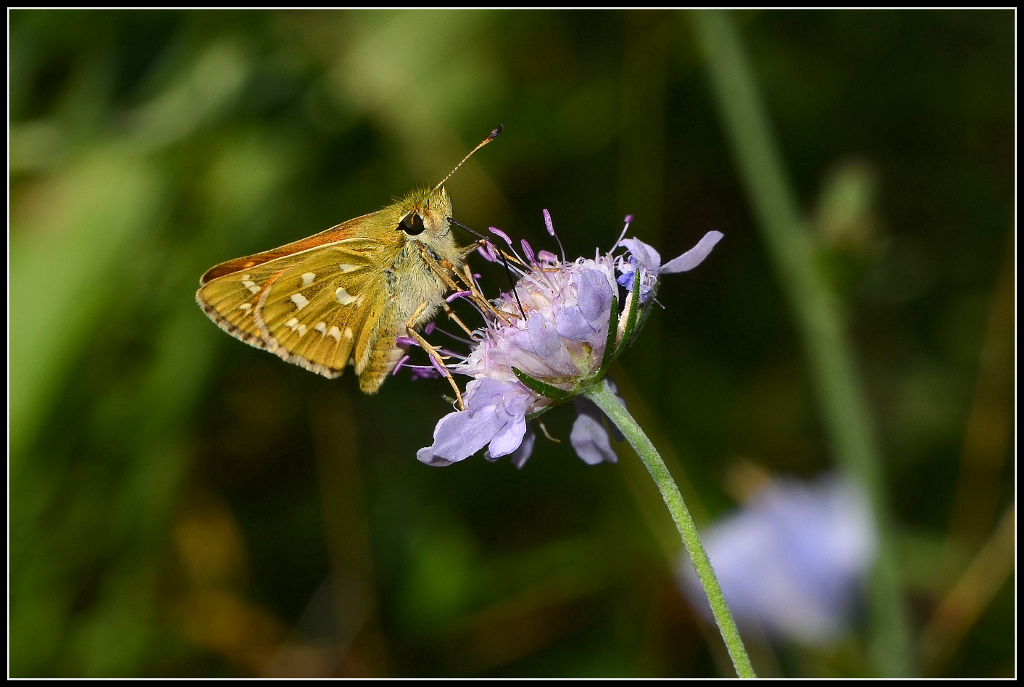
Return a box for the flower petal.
[661,231,723,273]
[417,446,456,467]
[576,269,613,323]
[619,238,663,275]
[485,428,536,468]
[570,412,617,465]
[509,430,536,469]
[574,390,625,442]
[489,411,528,458]
[555,306,597,341]
[464,377,512,407]
[527,312,563,361]
[428,408,502,462]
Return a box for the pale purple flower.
[677,474,877,646]
[415,213,723,468]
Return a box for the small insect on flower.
[412,212,723,467]
[195,127,502,396]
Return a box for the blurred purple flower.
[678,474,877,646]
[416,213,722,468]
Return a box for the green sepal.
[513,367,571,401]
[598,293,619,375]
[613,267,643,359]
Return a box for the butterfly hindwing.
[196,255,306,355]
[254,245,387,379]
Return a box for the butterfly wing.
[196,227,402,384]
[198,213,376,284]
[197,188,463,392]
[251,244,398,384]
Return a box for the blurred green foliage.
[9,9,1014,677]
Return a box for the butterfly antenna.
[448,217,527,319]
[434,125,503,191]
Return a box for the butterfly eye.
[399,213,426,236]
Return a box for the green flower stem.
[585,379,756,679]
[691,10,913,676]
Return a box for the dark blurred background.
[8,9,1014,677]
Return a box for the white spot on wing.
[285,317,299,330]
[327,326,342,342]
[297,324,307,336]
[338,264,362,273]
[335,287,357,305]
[301,272,316,286]
[238,303,252,313]
[291,293,309,310]
[314,322,327,334]
[344,327,353,340]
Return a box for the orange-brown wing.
[196,235,400,382]
[198,213,377,285]
[250,245,396,381]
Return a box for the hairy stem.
[586,379,756,678]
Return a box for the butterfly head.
[396,186,454,242]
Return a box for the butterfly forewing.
[198,216,376,284]
[196,218,403,380]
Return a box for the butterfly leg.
[457,264,515,325]
[437,301,476,338]
[458,238,488,260]
[404,301,466,410]
[417,244,496,333]
[447,266,507,324]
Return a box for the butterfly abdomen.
[358,344,407,393]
